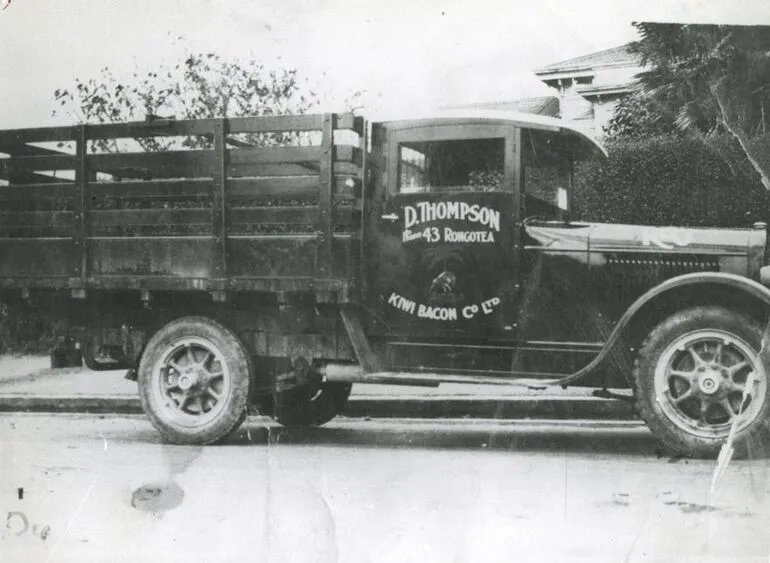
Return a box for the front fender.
[557,272,770,386]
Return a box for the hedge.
[572,135,770,228]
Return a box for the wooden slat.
[89,179,212,199]
[333,162,361,176]
[0,183,76,200]
[87,150,213,176]
[227,163,322,178]
[0,211,74,228]
[227,114,325,134]
[333,145,363,165]
[0,270,351,295]
[0,170,71,185]
[87,119,214,140]
[88,209,211,227]
[85,114,328,140]
[227,146,322,166]
[0,154,76,173]
[335,114,365,134]
[229,206,317,225]
[0,126,78,145]
[0,143,74,158]
[88,238,213,277]
[0,113,342,146]
[0,239,74,277]
[228,176,319,198]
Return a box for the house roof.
[535,44,639,75]
[445,97,560,118]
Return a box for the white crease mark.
[710,323,767,495]
[43,474,99,563]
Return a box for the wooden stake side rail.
[0,113,365,302]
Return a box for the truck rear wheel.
[273,382,352,428]
[138,317,252,445]
[633,306,770,458]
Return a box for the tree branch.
[711,77,770,191]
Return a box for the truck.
[1,109,769,458]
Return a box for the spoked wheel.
[138,317,251,445]
[634,306,770,458]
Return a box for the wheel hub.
[178,370,200,391]
[697,370,721,395]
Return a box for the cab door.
[368,121,520,341]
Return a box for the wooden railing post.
[212,119,228,283]
[316,113,334,280]
[73,124,89,288]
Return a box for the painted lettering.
[417,304,458,321]
[444,228,495,243]
[462,304,479,319]
[387,292,416,314]
[402,201,501,232]
[482,297,501,315]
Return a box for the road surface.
[0,414,769,563]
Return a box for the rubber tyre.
[273,382,352,428]
[83,343,126,371]
[633,306,770,458]
[138,316,252,445]
[50,348,82,369]
[50,351,65,369]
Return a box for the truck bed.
[0,113,364,301]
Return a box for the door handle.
[381,213,399,222]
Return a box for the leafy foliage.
[53,52,318,152]
[622,23,770,188]
[573,135,770,227]
[603,90,678,139]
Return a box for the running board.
[319,363,561,390]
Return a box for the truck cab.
[360,110,606,379]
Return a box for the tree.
[603,89,679,139]
[628,23,770,190]
[53,51,319,152]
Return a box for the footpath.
[0,355,635,420]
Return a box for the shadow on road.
[218,419,670,458]
[108,417,770,460]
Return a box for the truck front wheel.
[633,306,770,458]
[138,317,252,445]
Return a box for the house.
[444,96,561,118]
[534,44,644,135]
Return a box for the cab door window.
[522,130,571,219]
[398,138,505,193]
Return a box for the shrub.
[573,135,770,227]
